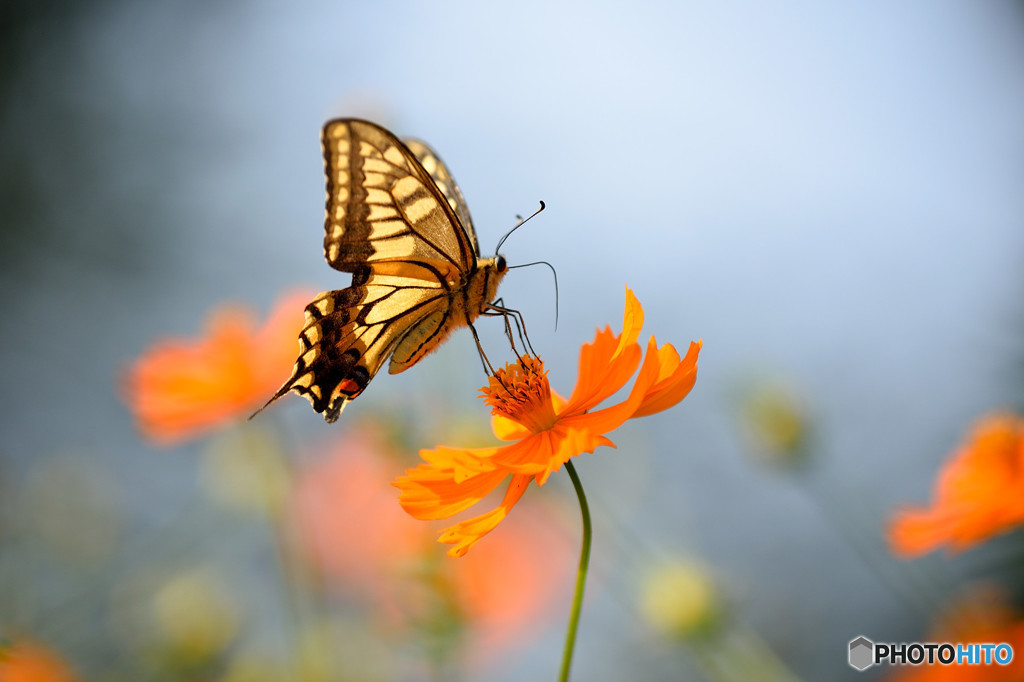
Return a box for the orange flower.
[122,291,311,446]
[291,426,429,589]
[888,414,1024,557]
[393,287,701,557]
[0,639,78,682]
[887,587,1024,682]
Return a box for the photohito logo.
[848,636,1014,671]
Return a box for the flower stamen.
[483,356,558,433]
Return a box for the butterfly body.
[387,254,507,374]
[266,119,509,422]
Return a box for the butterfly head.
[471,254,509,312]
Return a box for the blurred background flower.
[122,291,312,446]
[149,567,240,668]
[736,377,810,469]
[0,638,79,682]
[3,1,1024,679]
[886,585,1024,681]
[888,413,1024,557]
[639,558,720,639]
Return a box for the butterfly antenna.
[495,200,545,256]
[508,260,559,331]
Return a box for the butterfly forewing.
[403,138,480,255]
[321,120,477,280]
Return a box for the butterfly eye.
[496,255,508,272]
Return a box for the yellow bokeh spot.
[151,568,238,660]
[200,426,290,515]
[216,654,286,682]
[640,560,719,638]
[742,380,808,466]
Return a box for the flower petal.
[392,457,510,521]
[888,507,962,557]
[632,339,702,418]
[535,426,615,485]
[562,336,665,438]
[887,414,1024,556]
[492,413,530,441]
[122,291,310,446]
[438,475,532,557]
[562,287,644,416]
[124,310,257,445]
[470,432,555,476]
[478,424,614,484]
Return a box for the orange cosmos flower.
[393,287,701,557]
[0,639,78,682]
[888,414,1024,557]
[122,291,311,446]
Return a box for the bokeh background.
[3,1,1024,680]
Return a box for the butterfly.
[263,118,527,422]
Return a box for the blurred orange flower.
[0,639,78,682]
[394,287,701,557]
[888,414,1024,557]
[887,587,1024,681]
[122,291,310,446]
[291,425,572,657]
[292,426,428,589]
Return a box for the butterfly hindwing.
[282,274,452,421]
[281,287,370,420]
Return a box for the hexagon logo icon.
[849,636,874,671]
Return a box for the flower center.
[482,356,558,433]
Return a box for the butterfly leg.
[480,308,528,377]
[485,300,537,358]
[466,319,520,395]
[466,319,497,376]
[482,309,530,374]
[481,307,521,357]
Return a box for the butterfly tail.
[252,288,382,423]
[248,378,299,421]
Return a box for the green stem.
[559,460,592,682]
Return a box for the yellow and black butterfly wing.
[403,138,480,255]
[277,276,451,421]
[266,119,481,421]
[321,119,478,279]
